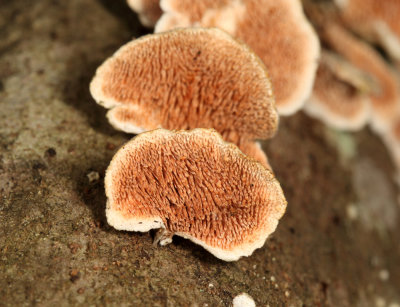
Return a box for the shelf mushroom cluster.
[126,1,400,179]
[330,0,400,177]
[155,0,321,116]
[90,26,288,261]
[301,0,400,178]
[91,0,400,259]
[334,0,400,63]
[128,0,321,115]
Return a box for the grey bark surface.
[0,0,399,306]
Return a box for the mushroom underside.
[105,128,287,261]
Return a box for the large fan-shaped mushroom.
[105,128,287,261]
[156,0,320,115]
[90,28,278,167]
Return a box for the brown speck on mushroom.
[156,0,320,115]
[90,28,278,163]
[127,0,162,28]
[105,128,287,261]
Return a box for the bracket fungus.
[321,23,400,133]
[105,128,287,261]
[304,51,371,131]
[155,0,320,115]
[90,28,278,167]
[127,0,162,28]
[334,0,400,62]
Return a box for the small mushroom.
[322,22,400,133]
[127,0,162,28]
[334,0,400,62]
[304,51,371,131]
[90,28,278,166]
[156,0,320,115]
[105,128,287,261]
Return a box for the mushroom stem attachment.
[153,228,174,246]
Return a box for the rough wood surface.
[0,1,399,306]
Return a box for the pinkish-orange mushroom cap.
[334,0,400,61]
[105,128,287,261]
[156,0,320,116]
[304,51,371,131]
[90,27,278,165]
[127,0,162,27]
[239,141,271,170]
[322,23,400,133]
